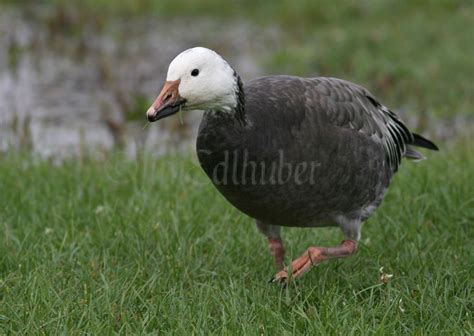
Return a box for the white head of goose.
[147,47,438,283]
[147,47,240,121]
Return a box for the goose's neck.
[233,73,247,126]
[205,72,248,127]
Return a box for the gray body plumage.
[196,76,435,237]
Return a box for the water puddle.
[0,5,277,158]
[0,5,471,159]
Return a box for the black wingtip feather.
[412,133,439,151]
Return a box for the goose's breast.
[197,114,390,226]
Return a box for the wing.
[304,77,414,172]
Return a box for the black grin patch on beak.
[148,99,186,122]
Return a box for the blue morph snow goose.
[146,47,438,282]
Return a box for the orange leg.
[256,221,285,272]
[272,240,357,283]
[268,237,285,271]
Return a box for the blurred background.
[0,0,473,159]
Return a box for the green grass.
[1,1,473,333]
[0,136,473,334]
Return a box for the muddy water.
[0,6,277,158]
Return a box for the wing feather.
[307,77,413,172]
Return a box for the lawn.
[0,136,472,334]
[1,0,473,334]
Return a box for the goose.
[146,47,438,283]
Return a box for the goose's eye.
[191,69,199,77]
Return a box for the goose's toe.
[270,269,289,285]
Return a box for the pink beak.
[146,79,185,122]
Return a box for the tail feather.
[411,133,439,151]
[404,146,426,161]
